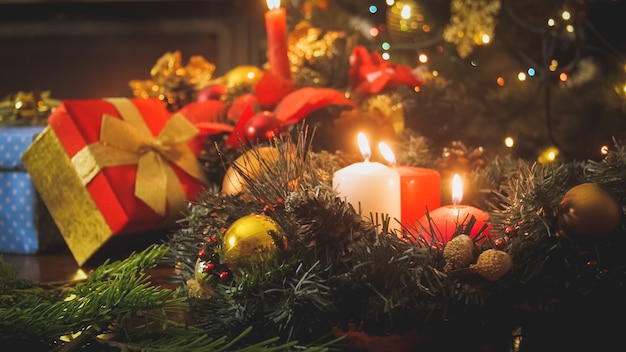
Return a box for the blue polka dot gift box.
[0,126,63,254]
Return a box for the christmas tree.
[288,0,626,161]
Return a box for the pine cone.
[470,249,512,281]
[439,140,487,174]
[443,234,476,272]
[285,191,374,262]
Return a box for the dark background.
[0,0,266,99]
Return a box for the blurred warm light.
[481,34,491,44]
[423,24,431,32]
[547,18,555,26]
[401,5,411,19]
[378,142,396,165]
[358,132,371,161]
[623,84,626,93]
[549,60,559,71]
[432,70,439,76]
[601,145,610,155]
[382,42,391,50]
[566,24,574,33]
[386,0,395,5]
[370,27,380,36]
[451,174,463,205]
[382,52,390,60]
[504,136,514,148]
[562,10,571,20]
[418,53,428,63]
[559,72,568,82]
[497,77,505,86]
[414,86,421,93]
[517,72,527,81]
[538,146,560,164]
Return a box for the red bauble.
[244,110,282,142]
[197,84,227,102]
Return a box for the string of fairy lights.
[340,0,625,162]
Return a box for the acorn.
[557,182,623,238]
[443,234,476,272]
[470,249,512,281]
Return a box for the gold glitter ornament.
[187,277,214,300]
[557,183,623,238]
[0,90,60,126]
[129,50,216,111]
[222,214,283,270]
[443,0,501,58]
[443,234,476,272]
[365,93,406,135]
[287,21,351,88]
[470,249,512,281]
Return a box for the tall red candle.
[418,174,491,245]
[264,0,291,80]
[378,142,441,229]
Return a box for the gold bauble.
[222,214,283,270]
[557,183,623,238]
[222,146,281,195]
[387,1,424,43]
[220,65,264,89]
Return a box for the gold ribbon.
[71,98,206,218]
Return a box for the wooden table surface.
[1,245,181,289]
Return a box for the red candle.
[378,142,441,228]
[264,0,291,80]
[418,174,490,245]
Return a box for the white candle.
[332,133,401,232]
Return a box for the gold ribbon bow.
[71,98,206,218]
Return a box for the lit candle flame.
[266,0,280,10]
[357,132,372,162]
[378,142,396,166]
[451,173,463,205]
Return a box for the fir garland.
[2,130,626,351]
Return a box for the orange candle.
[378,142,441,228]
[418,174,490,245]
[264,0,291,79]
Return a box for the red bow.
[348,46,425,95]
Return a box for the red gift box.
[22,98,207,265]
